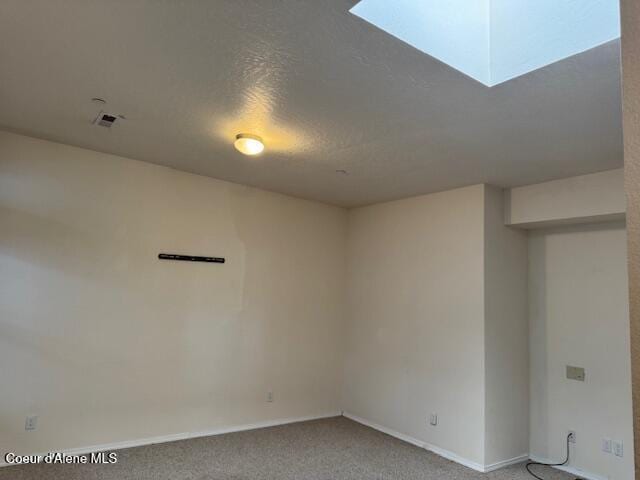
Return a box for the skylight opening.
[350,0,620,87]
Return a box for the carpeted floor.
[1,416,575,480]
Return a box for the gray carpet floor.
[1,416,575,480]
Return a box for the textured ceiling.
[0,0,623,207]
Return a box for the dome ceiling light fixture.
[234,133,264,156]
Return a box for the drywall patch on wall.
[0,131,348,456]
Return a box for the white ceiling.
[0,0,623,207]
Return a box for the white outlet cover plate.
[613,440,624,457]
[25,415,38,431]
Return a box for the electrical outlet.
[25,415,38,431]
[266,391,274,403]
[568,430,576,444]
[429,413,437,426]
[613,440,623,458]
[602,438,612,454]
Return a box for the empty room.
[1,1,639,480]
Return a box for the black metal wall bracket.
[158,253,225,264]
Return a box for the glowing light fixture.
[234,133,264,155]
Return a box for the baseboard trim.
[0,411,341,468]
[342,412,426,449]
[342,411,492,473]
[528,454,608,480]
[484,453,530,472]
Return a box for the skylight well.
[350,0,620,87]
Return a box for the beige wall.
[342,185,487,466]
[0,131,348,455]
[505,169,625,229]
[620,0,640,476]
[2,128,635,476]
[528,223,634,479]
[342,185,530,470]
[483,186,529,466]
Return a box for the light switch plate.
[602,438,612,454]
[566,365,585,381]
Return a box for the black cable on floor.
[525,433,580,480]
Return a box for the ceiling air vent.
[93,111,120,128]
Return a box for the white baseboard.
[342,411,510,473]
[0,411,341,468]
[342,412,426,449]
[528,454,608,480]
[422,440,486,472]
[483,453,530,472]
